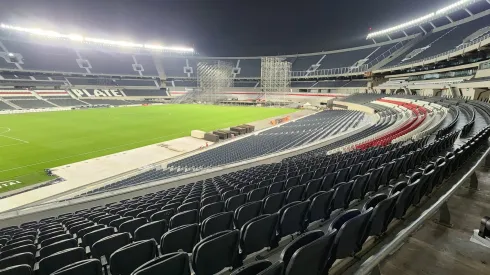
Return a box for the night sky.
[0,0,455,56]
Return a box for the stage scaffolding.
[260,57,292,104]
[196,60,234,103]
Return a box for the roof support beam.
[386,34,392,41]
[487,0,490,5]
[372,38,377,44]
[464,8,473,16]
[446,15,453,23]
[402,31,408,37]
[418,25,427,34]
[429,22,436,29]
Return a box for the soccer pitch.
[0,104,297,193]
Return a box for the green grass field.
[0,105,296,193]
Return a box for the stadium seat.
[191,230,239,275]
[233,201,262,229]
[0,264,32,275]
[131,252,191,275]
[91,233,131,265]
[200,201,224,222]
[0,244,36,259]
[51,259,102,275]
[177,201,200,213]
[307,190,334,223]
[38,247,86,275]
[39,238,78,259]
[170,210,198,228]
[247,187,267,202]
[364,192,399,237]
[285,185,305,204]
[262,192,286,215]
[0,252,35,269]
[119,217,147,236]
[200,212,234,238]
[151,209,175,222]
[160,224,199,254]
[134,220,168,242]
[273,201,310,246]
[83,227,115,250]
[237,214,278,265]
[110,239,157,275]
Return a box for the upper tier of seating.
[382,15,490,68]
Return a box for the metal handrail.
[355,142,490,275]
[383,32,490,70]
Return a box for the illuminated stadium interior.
[0,0,490,274]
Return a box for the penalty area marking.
[0,127,29,146]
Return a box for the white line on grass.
[0,127,29,144]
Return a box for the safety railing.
[291,64,369,78]
[383,32,490,70]
[355,129,490,275]
[367,40,407,68]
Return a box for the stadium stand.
[7,99,55,109]
[122,89,168,97]
[81,99,129,106]
[78,49,138,76]
[114,79,157,87]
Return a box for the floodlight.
[436,0,472,14]
[144,44,194,53]
[7,53,14,57]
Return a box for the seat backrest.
[83,227,114,249]
[222,189,240,201]
[304,179,322,199]
[225,194,248,212]
[239,214,279,256]
[307,190,334,223]
[39,238,78,259]
[365,193,398,238]
[38,230,65,243]
[1,240,32,252]
[109,217,133,229]
[234,201,263,229]
[38,247,86,275]
[150,209,175,222]
[285,185,305,204]
[160,224,199,255]
[177,201,200,213]
[0,252,35,270]
[131,252,190,275]
[0,244,36,259]
[277,201,310,238]
[0,264,32,275]
[284,176,299,190]
[119,217,147,236]
[247,187,268,202]
[91,233,131,263]
[389,181,407,196]
[110,239,157,275]
[52,259,102,275]
[199,201,225,222]
[268,181,285,195]
[134,220,168,242]
[170,209,198,229]
[77,225,105,241]
[201,212,234,239]
[99,215,120,226]
[280,230,324,267]
[362,194,387,211]
[284,230,336,275]
[320,173,336,191]
[230,260,272,275]
[262,192,286,215]
[191,230,239,275]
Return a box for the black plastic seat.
[119,217,147,236]
[350,173,370,201]
[91,233,131,265]
[230,260,273,275]
[151,209,175,222]
[38,230,65,243]
[124,209,143,218]
[268,181,285,195]
[201,195,221,207]
[327,208,372,268]
[134,220,168,242]
[131,252,190,275]
[274,201,310,245]
[201,212,234,238]
[331,181,354,210]
[1,240,32,252]
[192,230,239,275]
[170,209,198,229]
[200,201,224,222]
[83,227,114,250]
[99,215,120,226]
[238,214,279,265]
[137,209,159,221]
[365,167,383,193]
[285,185,305,204]
[109,217,133,229]
[222,189,240,201]
[281,230,336,275]
[110,239,157,275]
[0,265,32,275]
[284,176,299,190]
[0,252,35,269]
[160,224,199,254]
[321,173,336,191]
[39,238,77,259]
[225,194,247,212]
[233,201,262,229]
[307,190,334,223]
[262,192,285,215]
[0,244,36,259]
[77,225,105,242]
[177,201,200,213]
[304,179,322,199]
[247,187,267,202]
[38,247,86,275]
[334,168,349,185]
[51,259,102,275]
[364,193,399,237]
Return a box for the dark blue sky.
[0,0,455,56]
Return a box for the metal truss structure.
[260,57,291,103]
[197,60,234,103]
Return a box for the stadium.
[0,0,490,274]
